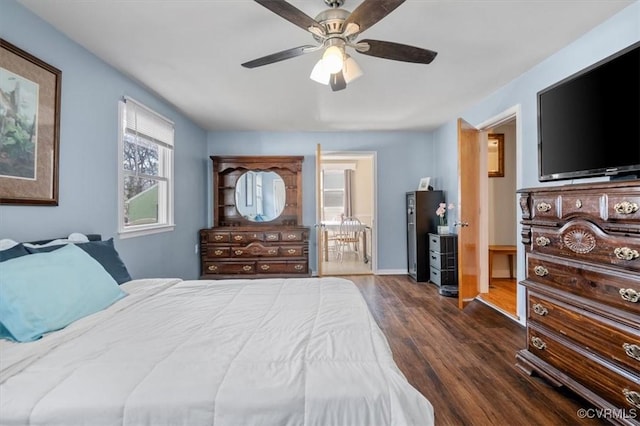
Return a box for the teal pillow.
[0,244,127,342]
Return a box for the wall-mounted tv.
[538,41,640,182]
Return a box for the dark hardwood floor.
[346,274,606,426]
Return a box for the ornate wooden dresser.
[517,180,640,425]
[199,156,310,279]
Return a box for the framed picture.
[488,133,505,178]
[0,39,61,205]
[418,177,431,191]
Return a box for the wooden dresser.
[517,180,640,425]
[200,156,310,279]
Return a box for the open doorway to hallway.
[477,118,518,319]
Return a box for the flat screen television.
[538,41,640,182]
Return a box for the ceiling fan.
[241,0,438,91]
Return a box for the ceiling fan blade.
[358,39,437,64]
[254,0,325,35]
[343,0,405,35]
[241,45,317,68]
[330,72,347,91]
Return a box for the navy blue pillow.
[25,239,132,285]
[0,244,30,263]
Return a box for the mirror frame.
[488,133,505,178]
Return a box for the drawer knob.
[260,264,270,271]
[623,343,640,361]
[533,265,549,277]
[268,249,278,255]
[575,199,582,209]
[242,265,252,272]
[620,288,640,303]
[208,265,218,272]
[535,236,550,247]
[214,250,223,256]
[614,201,639,215]
[614,247,639,261]
[536,202,552,212]
[214,235,224,241]
[267,234,278,240]
[294,264,304,271]
[234,250,243,255]
[287,234,297,240]
[623,389,640,409]
[234,235,244,241]
[532,303,548,316]
[287,249,296,255]
[531,336,546,350]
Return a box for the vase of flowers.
[436,202,455,234]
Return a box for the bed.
[0,236,434,426]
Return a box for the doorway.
[317,151,376,276]
[474,107,520,320]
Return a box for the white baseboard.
[375,269,408,275]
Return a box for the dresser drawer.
[430,268,457,286]
[256,261,307,274]
[227,242,279,257]
[528,326,640,412]
[429,250,456,269]
[608,194,640,223]
[230,232,263,243]
[203,231,230,243]
[203,247,231,258]
[560,194,602,220]
[428,234,457,253]
[528,292,640,375]
[531,195,559,220]
[280,246,304,257]
[280,230,305,242]
[203,261,255,275]
[526,252,640,316]
[530,220,640,273]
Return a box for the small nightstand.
[428,233,458,287]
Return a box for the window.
[118,98,174,238]
[322,169,345,221]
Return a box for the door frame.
[316,149,378,275]
[474,104,524,322]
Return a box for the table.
[488,245,516,281]
[322,221,369,263]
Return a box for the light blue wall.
[207,131,435,272]
[0,0,208,279]
[435,1,639,194]
[430,1,639,320]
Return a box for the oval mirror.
[235,171,286,222]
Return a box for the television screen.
[538,41,640,181]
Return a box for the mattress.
[0,277,434,426]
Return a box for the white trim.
[118,224,176,239]
[375,269,408,275]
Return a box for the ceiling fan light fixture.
[322,45,344,74]
[310,59,331,85]
[343,55,363,84]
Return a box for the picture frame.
[488,133,504,178]
[417,177,431,191]
[0,39,61,205]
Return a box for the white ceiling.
[19,0,634,132]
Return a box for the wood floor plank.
[347,275,605,426]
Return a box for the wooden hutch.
[199,156,310,279]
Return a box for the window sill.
[118,224,175,239]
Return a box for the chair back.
[339,217,363,241]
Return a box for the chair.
[335,217,363,262]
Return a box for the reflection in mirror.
[488,133,505,178]
[236,171,285,222]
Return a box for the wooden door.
[457,118,481,308]
[315,144,325,277]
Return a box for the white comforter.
[0,277,434,426]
